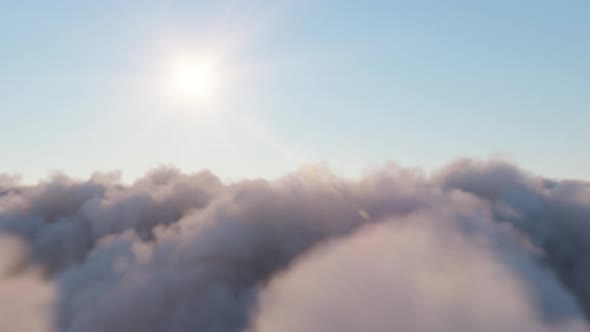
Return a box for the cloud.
[252,212,587,332]
[0,233,55,332]
[0,160,589,331]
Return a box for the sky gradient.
[1,0,589,182]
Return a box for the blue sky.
[1,1,589,182]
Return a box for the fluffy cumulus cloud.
[0,233,55,332]
[0,160,590,332]
[252,214,587,332]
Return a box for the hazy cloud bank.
[1,160,590,331]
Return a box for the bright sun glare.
[171,60,216,99]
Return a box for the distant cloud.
[1,160,590,331]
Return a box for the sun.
[170,60,216,99]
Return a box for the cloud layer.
[1,160,590,332]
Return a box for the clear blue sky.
[1,1,589,182]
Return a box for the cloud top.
[1,160,589,332]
